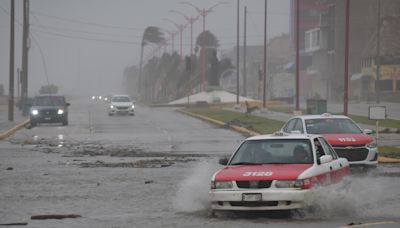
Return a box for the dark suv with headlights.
[29,95,70,127]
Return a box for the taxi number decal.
[337,137,356,142]
[243,171,273,177]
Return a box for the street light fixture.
[162,18,185,60]
[168,10,199,58]
[180,1,229,91]
[163,29,178,53]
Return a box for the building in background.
[221,34,292,100]
[293,0,400,102]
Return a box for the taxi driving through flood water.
[209,132,350,212]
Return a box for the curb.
[178,109,400,164]
[177,109,258,137]
[378,156,400,163]
[0,119,30,140]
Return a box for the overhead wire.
[0,3,51,86]
[30,24,144,38]
[30,28,141,45]
[31,10,145,31]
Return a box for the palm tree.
[139,26,165,99]
[196,30,219,48]
[196,31,219,89]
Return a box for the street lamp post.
[163,18,185,61]
[168,10,199,58]
[180,1,229,91]
[164,30,177,53]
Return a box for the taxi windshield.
[305,118,362,134]
[230,139,313,165]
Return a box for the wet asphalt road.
[0,98,399,228]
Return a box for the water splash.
[300,169,400,219]
[173,159,220,212]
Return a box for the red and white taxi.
[281,113,378,167]
[209,132,349,211]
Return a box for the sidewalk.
[224,106,400,147]
[0,104,28,138]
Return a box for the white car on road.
[209,132,349,212]
[108,95,135,116]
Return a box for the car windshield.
[33,96,65,106]
[229,139,313,165]
[305,118,362,134]
[112,96,130,102]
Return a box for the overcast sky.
[0,0,290,97]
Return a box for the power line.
[31,24,143,38]
[1,3,49,85]
[31,10,145,31]
[31,28,141,45]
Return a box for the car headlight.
[99,96,102,100]
[31,109,39,115]
[91,96,95,100]
[211,181,233,189]
[366,138,377,149]
[275,180,303,188]
[110,105,114,109]
[131,105,135,109]
[57,109,64,115]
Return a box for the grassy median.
[184,107,400,160]
[267,105,400,130]
[185,107,284,134]
[379,146,400,159]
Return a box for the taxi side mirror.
[363,129,373,135]
[218,157,229,166]
[319,155,333,164]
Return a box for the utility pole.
[344,0,350,115]
[21,0,29,112]
[243,6,247,97]
[376,0,381,104]
[295,0,300,111]
[263,0,268,108]
[8,0,15,121]
[236,0,240,104]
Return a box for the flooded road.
[1,99,399,227]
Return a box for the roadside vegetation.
[185,107,283,134]
[185,107,400,159]
[379,146,400,159]
[267,105,400,130]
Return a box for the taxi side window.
[313,138,326,159]
[284,119,297,133]
[293,119,304,133]
[319,137,338,159]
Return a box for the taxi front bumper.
[209,188,312,211]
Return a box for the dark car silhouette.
[29,95,70,127]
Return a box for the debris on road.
[6,167,13,170]
[30,214,82,220]
[78,157,195,168]
[0,222,28,226]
